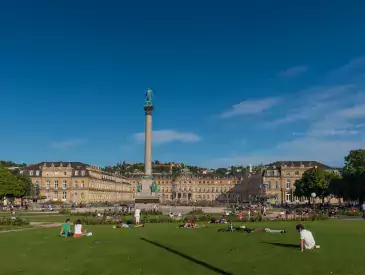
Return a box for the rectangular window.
[268,182,271,189]
[295,170,299,176]
[74,183,78,189]
[275,181,278,189]
[62,191,67,200]
[286,180,291,189]
[81,170,86,176]
[34,180,39,186]
[286,193,291,202]
[54,191,58,200]
[54,180,58,189]
[36,170,40,176]
[46,191,50,200]
[62,180,67,189]
[286,170,290,176]
[29,171,34,176]
[75,170,79,176]
[46,180,50,189]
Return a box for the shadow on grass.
[140,237,233,275]
[261,242,298,249]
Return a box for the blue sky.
[1,1,365,168]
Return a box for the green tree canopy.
[0,167,33,199]
[343,149,365,203]
[294,168,331,201]
[0,167,19,197]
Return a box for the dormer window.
[36,170,40,176]
[29,171,34,176]
[81,170,86,176]
[75,170,79,176]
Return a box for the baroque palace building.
[129,168,244,203]
[261,161,339,204]
[21,162,133,203]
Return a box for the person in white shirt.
[74,219,92,237]
[296,224,320,251]
[134,207,141,225]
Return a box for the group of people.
[59,205,321,252]
[234,205,268,221]
[113,206,145,229]
[218,221,319,251]
[218,222,286,234]
[60,219,92,237]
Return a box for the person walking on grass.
[134,206,141,225]
[296,224,320,251]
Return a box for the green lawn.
[0,220,364,275]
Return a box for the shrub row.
[343,210,363,216]
[65,210,163,217]
[0,217,30,226]
[78,213,328,225]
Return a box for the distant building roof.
[268,161,333,170]
[22,162,89,170]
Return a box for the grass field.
[0,220,364,275]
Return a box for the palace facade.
[262,161,339,204]
[21,162,133,203]
[129,168,244,203]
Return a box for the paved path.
[0,222,61,234]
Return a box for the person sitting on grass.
[296,224,320,251]
[60,219,73,237]
[179,220,207,229]
[113,222,144,228]
[74,219,92,237]
[218,223,286,234]
[179,220,193,228]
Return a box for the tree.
[14,174,32,201]
[0,160,26,168]
[0,167,33,203]
[343,149,365,204]
[328,175,345,202]
[293,168,331,202]
[0,167,19,198]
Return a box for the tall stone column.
[135,88,159,204]
[144,107,153,177]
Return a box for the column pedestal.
[135,178,160,204]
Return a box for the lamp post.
[311,192,316,214]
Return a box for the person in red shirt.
[237,211,243,221]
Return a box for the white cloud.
[220,97,280,118]
[207,137,365,168]
[326,56,365,82]
[278,65,309,77]
[51,138,87,149]
[133,130,200,144]
[207,57,365,168]
[266,85,355,128]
